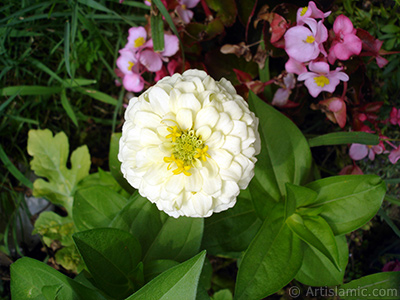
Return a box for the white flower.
[118,69,260,218]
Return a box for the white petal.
[230,120,248,140]
[134,111,161,128]
[177,93,201,112]
[140,128,161,146]
[220,161,243,182]
[222,135,242,155]
[196,125,212,141]
[185,167,203,192]
[195,106,220,129]
[149,86,170,116]
[209,149,233,169]
[214,112,234,135]
[223,101,243,120]
[176,108,193,131]
[191,192,213,217]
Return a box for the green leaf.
[10,257,106,300]
[295,235,348,286]
[340,272,400,299]
[125,251,206,300]
[247,92,312,219]
[0,85,62,96]
[202,193,262,255]
[75,86,118,105]
[308,131,379,147]
[109,132,136,194]
[54,245,84,273]
[381,24,400,34]
[28,129,90,215]
[205,0,237,26]
[73,185,128,231]
[286,214,340,271]
[143,259,180,282]
[33,211,75,247]
[64,21,72,78]
[212,289,233,300]
[234,215,304,300]
[306,175,386,235]
[151,13,164,52]
[111,194,203,263]
[285,183,318,219]
[73,228,143,299]
[60,89,78,127]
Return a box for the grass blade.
[0,145,33,189]
[0,88,23,112]
[64,20,72,78]
[308,132,379,147]
[60,89,79,127]
[75,87,118,105]
[1,86,62,96]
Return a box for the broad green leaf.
[143,215,203,263]
[55,245,84,273]
[75,86,118,105]
[111,194,203,263]
[109,132,136,194]
[235,215,303,300]
[73,228,142,299]
[73,185,127,231]
[143,260,180,282]
[126,251,206,300]
[10,257,106,300]
[306,175,386,235]
[286,214,340,270]
[213,289,233,300]
[151,12,164,52]
[247,92,312,219]
[308,131,379,147]
[28,129,90,215]
[340,272,400,299]
[381,24,400,33]
[285,183,318,219]
[33,211,75,247]
[295,235,348,286]
[202,194,262,255]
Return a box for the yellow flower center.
[134,37,146,48]
[128,61,135,71]
[300,6,308,16]
[314,75,330,87]
[305,35,315,44]
[181,4,187,9]
[164,126,210,176]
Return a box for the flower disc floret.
[118,69,260,218]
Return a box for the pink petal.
[303,77,324,97]
[328,98,343,112]
[272,88,290,106]
[139,50,163,72]
[390,108,399,125]
[315,20,328,43]
[181,0,200,8]
[309,61,330,74]
[349,143,368,160]
[308,1,329,19]
[283,73,296,89]
[389,146,400,164]
[176,6,194,24]
[328,45,338,64]
[376,56,389,68]
[161,34,179,57]
[284,26,320,62]
[126,26,147,50]
[333,15,354,35]
[339,164,363,175]
[116,49,137,75]
[285,58,307,75]
[123,73,144,92]
[334,34,362,60]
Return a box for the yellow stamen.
[166,126,181,142]
[194,145,210,162]
[134,37,146,48]
[128,61,135,71]
[314,75,330,87]
[300,6,308,16]
[173,160,192,176]
[163,154,178,170]
[305,35,315,44]
[181,4,187,9]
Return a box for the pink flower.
[285,57,307,75]
[284,19,328,62]
[125,27,148,52]
[328,15,362,64]
[349,142,384,161]
[296,1,331,25]
[116,49,145,92]
[339,164,363,175]
[383,260,400,272]
[390,107,400,126]
[176,0,200,24]
[318,97,347,128]
[272,73,296,107]
[389,146,400,164]
[297,61,349,97]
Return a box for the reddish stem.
[200,0,212,18]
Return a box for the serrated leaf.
[10,257,106,300]
[73,228,143,299]
[28,129,90,215]
[126,251,206,300]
